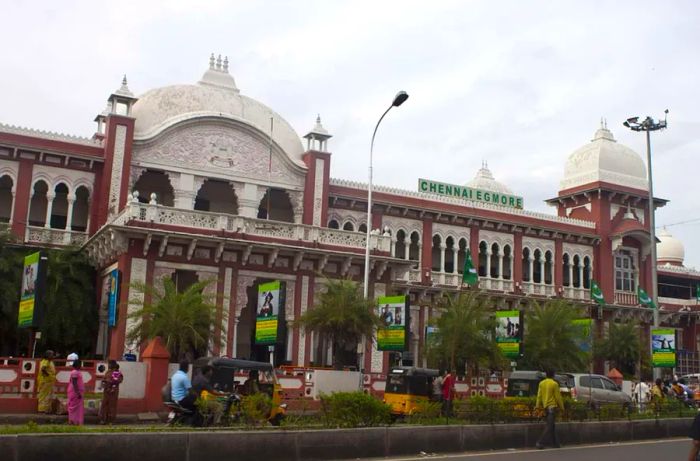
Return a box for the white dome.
[465,163,513,195]
[560,125,648,191]
[131,58,305,164]
[657,228,685,265]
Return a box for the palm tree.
[426,292,503,374]
[127,277,221,360]
[594,321,641,377]
[519,299,589,372]
[295,278,379,369]
[41,247,97,356]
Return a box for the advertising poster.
[107,269,120,327]
[18,252,41,328]
[651,328,676,368]
[495,310,522,359]
[255,281,285,345]
[572,319,593,353]
[377,295,409,351]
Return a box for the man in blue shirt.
[171,360,195,410]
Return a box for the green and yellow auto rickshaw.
[383,366,441,417]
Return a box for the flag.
[462,249,478,286]
[638,286,656,309]
[696,285,700,302]
[590,280,605,306]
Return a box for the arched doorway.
[257,189,294,222]
[133,170,174,206]
[194,179,238,213]
[28,180,48,226]
[71,186,90,231]
[0,175,13,223]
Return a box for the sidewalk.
[0,412,164,425]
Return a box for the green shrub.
[405,400,442,424]
[241,393,273,426]
[320,392,392,428]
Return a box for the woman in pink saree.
[67,360,84,425]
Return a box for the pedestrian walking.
[632,379,650,412]
[99,360,124,424]
[67,360,85,425]
[441,370,455,417]
[37,350,56,413]
[651,378,665,412]
[535,369,564,449]
[432,371,443,404]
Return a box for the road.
[379,438,690,461]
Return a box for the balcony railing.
[25,226,88,246]
[521,282,556,297]
[563,286,590,301]
[112,202,392,253]
[614,291,638,306]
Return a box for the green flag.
[638,286,656,309]
[696,285,700,302]
[590,280,605,306]
[462,249,478,286]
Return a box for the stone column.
[439,243,446,273]
[390,238,397,257]
[528,256,534,283]
[568,263,573,288]
[44,193,55,228]
[404,241,410,260]
[65,195,76,231]
[452,247,459,274]
[539,259,545,285]
[485,250,492,279]
[578,264,584,289]
[498,253,504,279]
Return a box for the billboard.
[18,251,46,328]
[255,280,286,345]
[572,319,593,353]
[377,295,409,351]
[651,328,676,368]
[495,310,522,359]
[107,270,120,327]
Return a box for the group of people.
[431,370,456,416]
[36,350,123,425]
[632,377,694,411]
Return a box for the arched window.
[614,250,636,292]
[562,254,570,287]
[409,231,421,264]
[0,175,13,223]
[478,241,488,277]
[522,248,531,282]
[544,250,553,285]
[395,230,407,259]
[502,244,512,280]
[445,237,456,273]
[133,170,175,206]
[358,223,367,233]
[533,249,542,284]
[194,179,238,214]
[431,235,442,272]
[342,222,355,232]
[457,238,468,274]
[490,243,500,278]
[583,256,592,289]
[573,255,581,288]
[71,186,90,232]
[328,219,339,229]
[50,183,69,229]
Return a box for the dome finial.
[216,54,222,71]
[209,53,215,69]
[223,56,229,73]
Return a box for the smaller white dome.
[465,162,513,195]
[657,228,684,265]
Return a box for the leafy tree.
[426,292,504,374]
[126,277,221,360]
[519,299,589,372]
[0,227,23,355]
[594,321,641,377]
[40,247,97,356]
[295,278,380,369]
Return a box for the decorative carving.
[222,268,233,356]
[522,236,555,254]
[477,229,514,249]
[132,124,305,187]
[124,258,147,358]
[312,160,325,226]
[298,275,309,364]
[235,274,257,318]
[108,125,127,217]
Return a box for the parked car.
[563,373,632,409]
[506,370,572,398]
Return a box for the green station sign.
[418,178,523,209]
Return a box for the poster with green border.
[255,281,282,345]
[495,310,522,359]
[572,319,593,353]
[651,328,676,368]
[377,295,409,351]
[18,252,41,328]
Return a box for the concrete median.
[0,418,693,461]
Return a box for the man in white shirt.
[632,380,650,412]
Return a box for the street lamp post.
[623,112,668,377]
[359,91,408,373]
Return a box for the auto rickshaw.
[383,366,441,417]
[193,357,287,425]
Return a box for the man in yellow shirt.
[535,369,564,449]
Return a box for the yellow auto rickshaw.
[193,357,287,425]
[383,366,441,417]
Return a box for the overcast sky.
[2,0,699,267]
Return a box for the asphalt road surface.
[379,438,690,461]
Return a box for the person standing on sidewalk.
[535,369,564,449]
[37,350,56,413]
[441,370,455,417]
[99,360,124,424]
